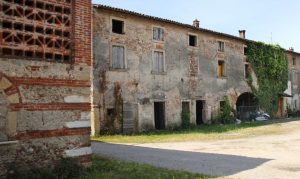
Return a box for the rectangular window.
[244,47,248,55]
[153,27,164,41]
[112,19,124,34]
[153,51,165,72]
[112,45,125,69]
[220,101,225,112]
[218,41,225,52]
[293,57,296,66]
[245,64,250,78]
[189,35,197,46]
[218,60,225,78]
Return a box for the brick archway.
[0,72,21,140]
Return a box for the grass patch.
[92,120,287,143]
[6,156,216,179]
[85,156,215,179]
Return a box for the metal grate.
[0,0,73,62]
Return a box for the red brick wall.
[0,0,92,176]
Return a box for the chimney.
[289,47,294,52]
[239,30,246,38]
[193,19,200,28]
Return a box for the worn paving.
[92,120,300,179]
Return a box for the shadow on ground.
[92,141,272,177]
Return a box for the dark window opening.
[112,19,124,34]
[220,101,225,112]
[107,108,115,117]
[244,47,248,55]
[245,64,250,78]
[196,100,205,125]
[182,102,190,126]
[154,102,165,130]
[293,57,296,66]
[189,35,197,46]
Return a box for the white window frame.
[110,44,127,70]
[152,49,166,74]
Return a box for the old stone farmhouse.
[0,0,92,176]
[92,5,300,135]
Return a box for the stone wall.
[92,6,251,134]
[286,52,300,112]
[0,0,92,176]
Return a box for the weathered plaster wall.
[286,52,300,111]
[0,0,92,176]
[92,7,251,134]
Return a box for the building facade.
[92,5,300,135]
[0,0,92,176]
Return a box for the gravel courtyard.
[92,120,300,179]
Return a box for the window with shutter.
[218,60,225,78]
[153,27,164,41]
[218,41,225,52]
[153,51,165,72]
[112,45,125,69]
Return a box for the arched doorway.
[236,92,258,120]
[0,90,8,141]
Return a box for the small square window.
[218,41,224,52]
[153,51,165,72]
[189,35,197,47]
[153,27,164,41]
[112,19,124,34]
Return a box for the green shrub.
[218,96,235,124]
[181,109,191,129]
[5,157,86,179]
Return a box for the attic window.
[112,19,124,34]
[189,35,197,47]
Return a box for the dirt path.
[92,120,300,179]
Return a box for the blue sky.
[93,0,300,52]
